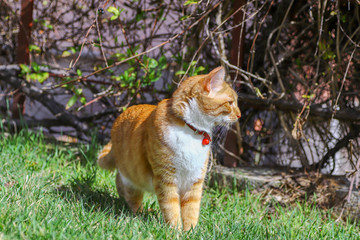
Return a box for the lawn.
[0,130,359,239]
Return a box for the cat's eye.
[228,101,234,105]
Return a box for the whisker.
[213,124,231,143]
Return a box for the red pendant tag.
[185,122,211,146]
[202,138,210,145]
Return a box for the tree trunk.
[223,0,246,167]
[12,0,34,119]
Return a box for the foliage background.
[0,0,360,175]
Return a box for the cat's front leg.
[180,179,204,231]
[153,176,182,229]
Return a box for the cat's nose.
[237,113,241,118]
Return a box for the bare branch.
[0,68,89,137]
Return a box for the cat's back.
[112,104,156,131]
[111,104,156,149]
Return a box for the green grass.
[0,130,359,239]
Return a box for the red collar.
[185,122,212,146]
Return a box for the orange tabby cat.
[98,66,240,230]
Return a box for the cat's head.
[172,67,241,131]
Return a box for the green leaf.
[29,73,38,81]
[70,47,77,54]
[254,87,264,98]
[107,6,123,21]
[341,15,346,23]
[29,44,41,53]
[41,20,53,29]
[123,70,129,82]
[148,71,155,80]
[190,61,197,66]
[66,95,78,110]
[196,66,205,72]
[74,88,83,95]
[29,72,49,83]
[302,95,310,99]
[158,56,167,70]
[159,55,166,64]
[110,15,118,21]
[184,0,199,6]
[31,62,40,72]
[175,70,186,75]
[62,51,71,57]
[80,97,86,104]
[148,58,158,68]
[76,69,82,77]
[37,72,49,83]
[107,6,119,16]
[135,11,145,22]
[143,55,149,61]
[19,64,31,74]
[151,75,160,82]
[111,75,121,81]
[180,15,189,21]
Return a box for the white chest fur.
[166,124,210,194]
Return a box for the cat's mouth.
[224,113,241,123]
[215,117,237,126]
[231,114,241,122]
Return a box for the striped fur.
[97,67,240,231]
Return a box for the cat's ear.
[203,66,225,95]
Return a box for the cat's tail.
[97,142,116,170]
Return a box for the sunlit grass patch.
[0,131,359,239]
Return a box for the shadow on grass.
[54,174,162,223]
[55,177,131,218]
